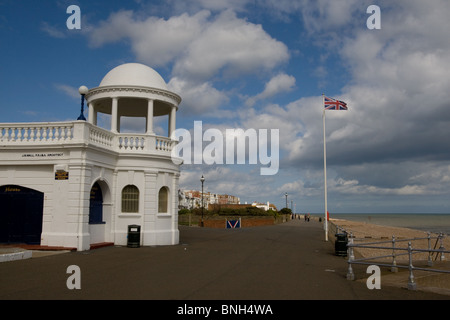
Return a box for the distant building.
[178,189,240,210]
[251,201,277,211]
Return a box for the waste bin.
[127,224,141,248]
[335,233,348,256]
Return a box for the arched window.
[122,185,139,213]
[158,187,169,213]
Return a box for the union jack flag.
[324,96,348,110]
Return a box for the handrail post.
[407,242,417,290]
[391,235,398,272]
[427,232,433,267]
[346,232,355,280]
[439,233,446,261]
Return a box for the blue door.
[89,182,103,224]
[0,185,44,244]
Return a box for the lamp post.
[285,192,288,209]
[200,175,205,227]
[77,85,88,121]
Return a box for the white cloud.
[172,9,289,80]
[168,77,229,116]
[179,164,277,203]
[245,73,295,107]
[41,21,67,38]
[299,0,361,34]
[88,9,289,81]
[154,0,251,16]
[276,179,320,198]
[87,8,290,116]
[54,84,79,99]
[279,1,450,168]
[88,10,209,67]
[230,1,450,203]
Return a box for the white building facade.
[178,190,240,210]
[0,63,182,251]
[251,201,277,211]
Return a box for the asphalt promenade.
[0,219,449,300]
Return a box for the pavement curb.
[0,249,32,262]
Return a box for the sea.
[312,213,450,235]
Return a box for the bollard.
[427,232,433,267]
[407,242,417,290]
[346,232,355,280]
[391,235,398,272]
[439,233,446,261]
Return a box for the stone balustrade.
[0,122,74,143]
[0,121,175,155]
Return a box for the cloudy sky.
[1,0,450,214]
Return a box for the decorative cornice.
[86,85,182,105]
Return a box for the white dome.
[99,63,168,90]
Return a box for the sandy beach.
[328,218,450,262]
[326,218,450,295]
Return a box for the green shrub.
[267,209,278,218]
[279,208,292,215]
[208,206,276,217]
[178,208,190,215]
[178,206,281,217]
[191,207,209,216]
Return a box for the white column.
[168,105,176,137]
[94,111,98,126]
[172,173,180,244]
[111,97,118,133]
[88,102,94,124]
[146,99,154,134]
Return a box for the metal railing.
[345,231,450,290]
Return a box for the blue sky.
[2,0,450,214]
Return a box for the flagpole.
[322,94,328,241]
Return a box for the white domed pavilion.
[0,63,182,250]
[86,63,181,136]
